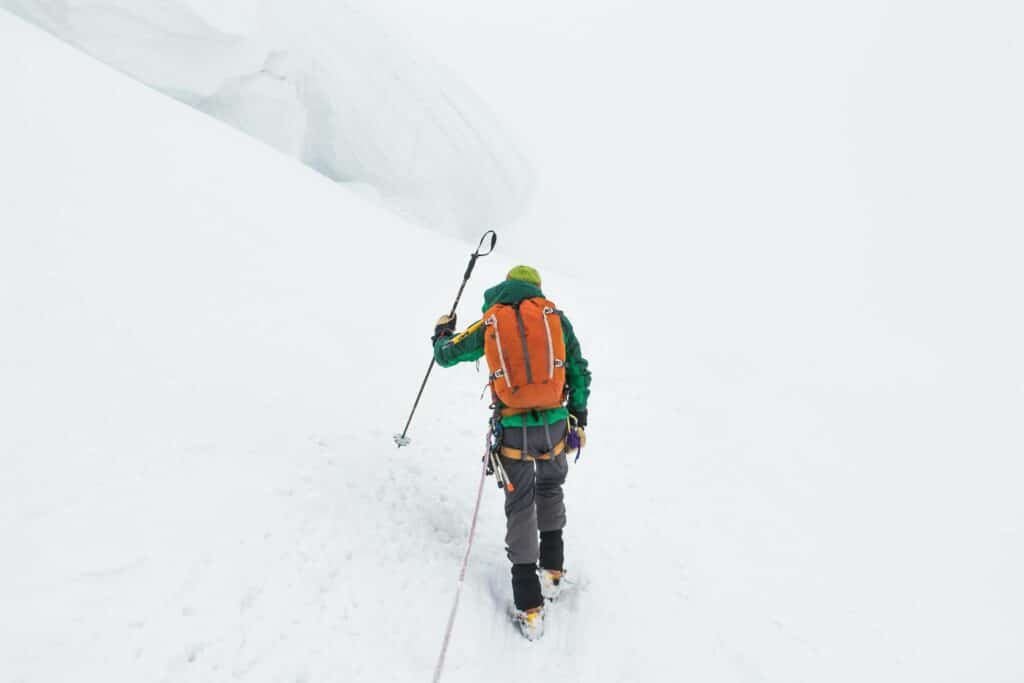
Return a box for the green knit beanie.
[506,265,542,286]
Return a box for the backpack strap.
[511,302,534,385]
[484,314,513,391]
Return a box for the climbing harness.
[486,416,514,492]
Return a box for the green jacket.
[433,280,591,427]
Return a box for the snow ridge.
[2,0,534,238]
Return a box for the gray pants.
[501,421,569,565]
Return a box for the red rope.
[432,438,490,683]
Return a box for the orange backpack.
[483,297,567,411]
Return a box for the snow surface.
[0,0,533,239]
[3,4,1024,683]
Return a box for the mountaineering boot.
[511,563,543,610]
[539,529,563,569]
[539,568,563,601]
[510,563,544,639]
[514,605,545,641]
[538,529,564,600]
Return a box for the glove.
[432,313,457,344]
[569,408,587,429]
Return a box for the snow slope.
[0,10,524,681]
[3,6,1024,683]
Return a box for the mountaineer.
[432,265,591,640]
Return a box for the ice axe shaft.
[395,231,497,447]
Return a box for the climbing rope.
[432,436,490,683]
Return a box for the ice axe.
[394,230,497,447]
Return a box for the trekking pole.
[394,230,497,447]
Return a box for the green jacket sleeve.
[560,313,591,411]
[433,319,486,368]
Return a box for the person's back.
[432,265,591,640]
